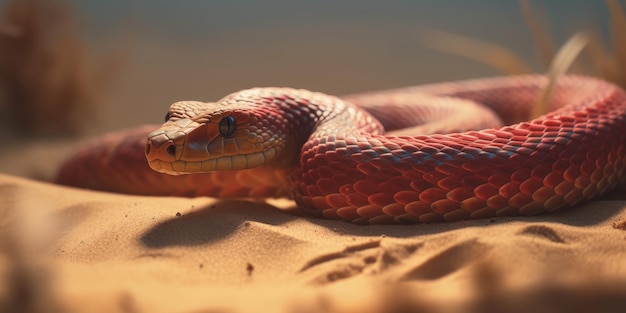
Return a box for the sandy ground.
[1,169,626,312]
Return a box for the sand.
[1,170,626,313]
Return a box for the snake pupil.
[164,112,170,122]
[218,115,236,137]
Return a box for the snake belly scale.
[57,75,626,224]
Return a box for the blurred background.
[0,0,619,179]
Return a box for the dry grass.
[418,29,534,75]
[532,32,590,118]
[0,0,115,137]
[522,0,626,116]
[519,0,556,69]
[603,0,626,87]
[522,0,626,90]
[422,0,626,104]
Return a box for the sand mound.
[1,173,625,312]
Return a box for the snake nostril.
[166,144,176,157]
[145,142,151,156]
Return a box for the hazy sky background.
[75,1,609,40]
[1,1,617,130]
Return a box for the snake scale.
[56,75,626,224]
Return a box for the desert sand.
[1,170,626,312]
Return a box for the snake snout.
[145,134,177,162]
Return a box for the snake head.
[145,99,286,174]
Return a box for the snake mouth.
[146,134,276,174]
[145,131,278,174]
[147,150,276,174]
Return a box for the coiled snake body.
[57,75,626,224]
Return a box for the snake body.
[57,75,626,224]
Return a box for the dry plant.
[521,0,626,90]
[418,29,534,75]
[421,0,626,116]
[0,188,65,313]
[0,0,115,137]
[0,1,119,311]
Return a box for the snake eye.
[164,112,170,122]
[218,115,236,137]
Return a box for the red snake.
[56,75,626,224]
